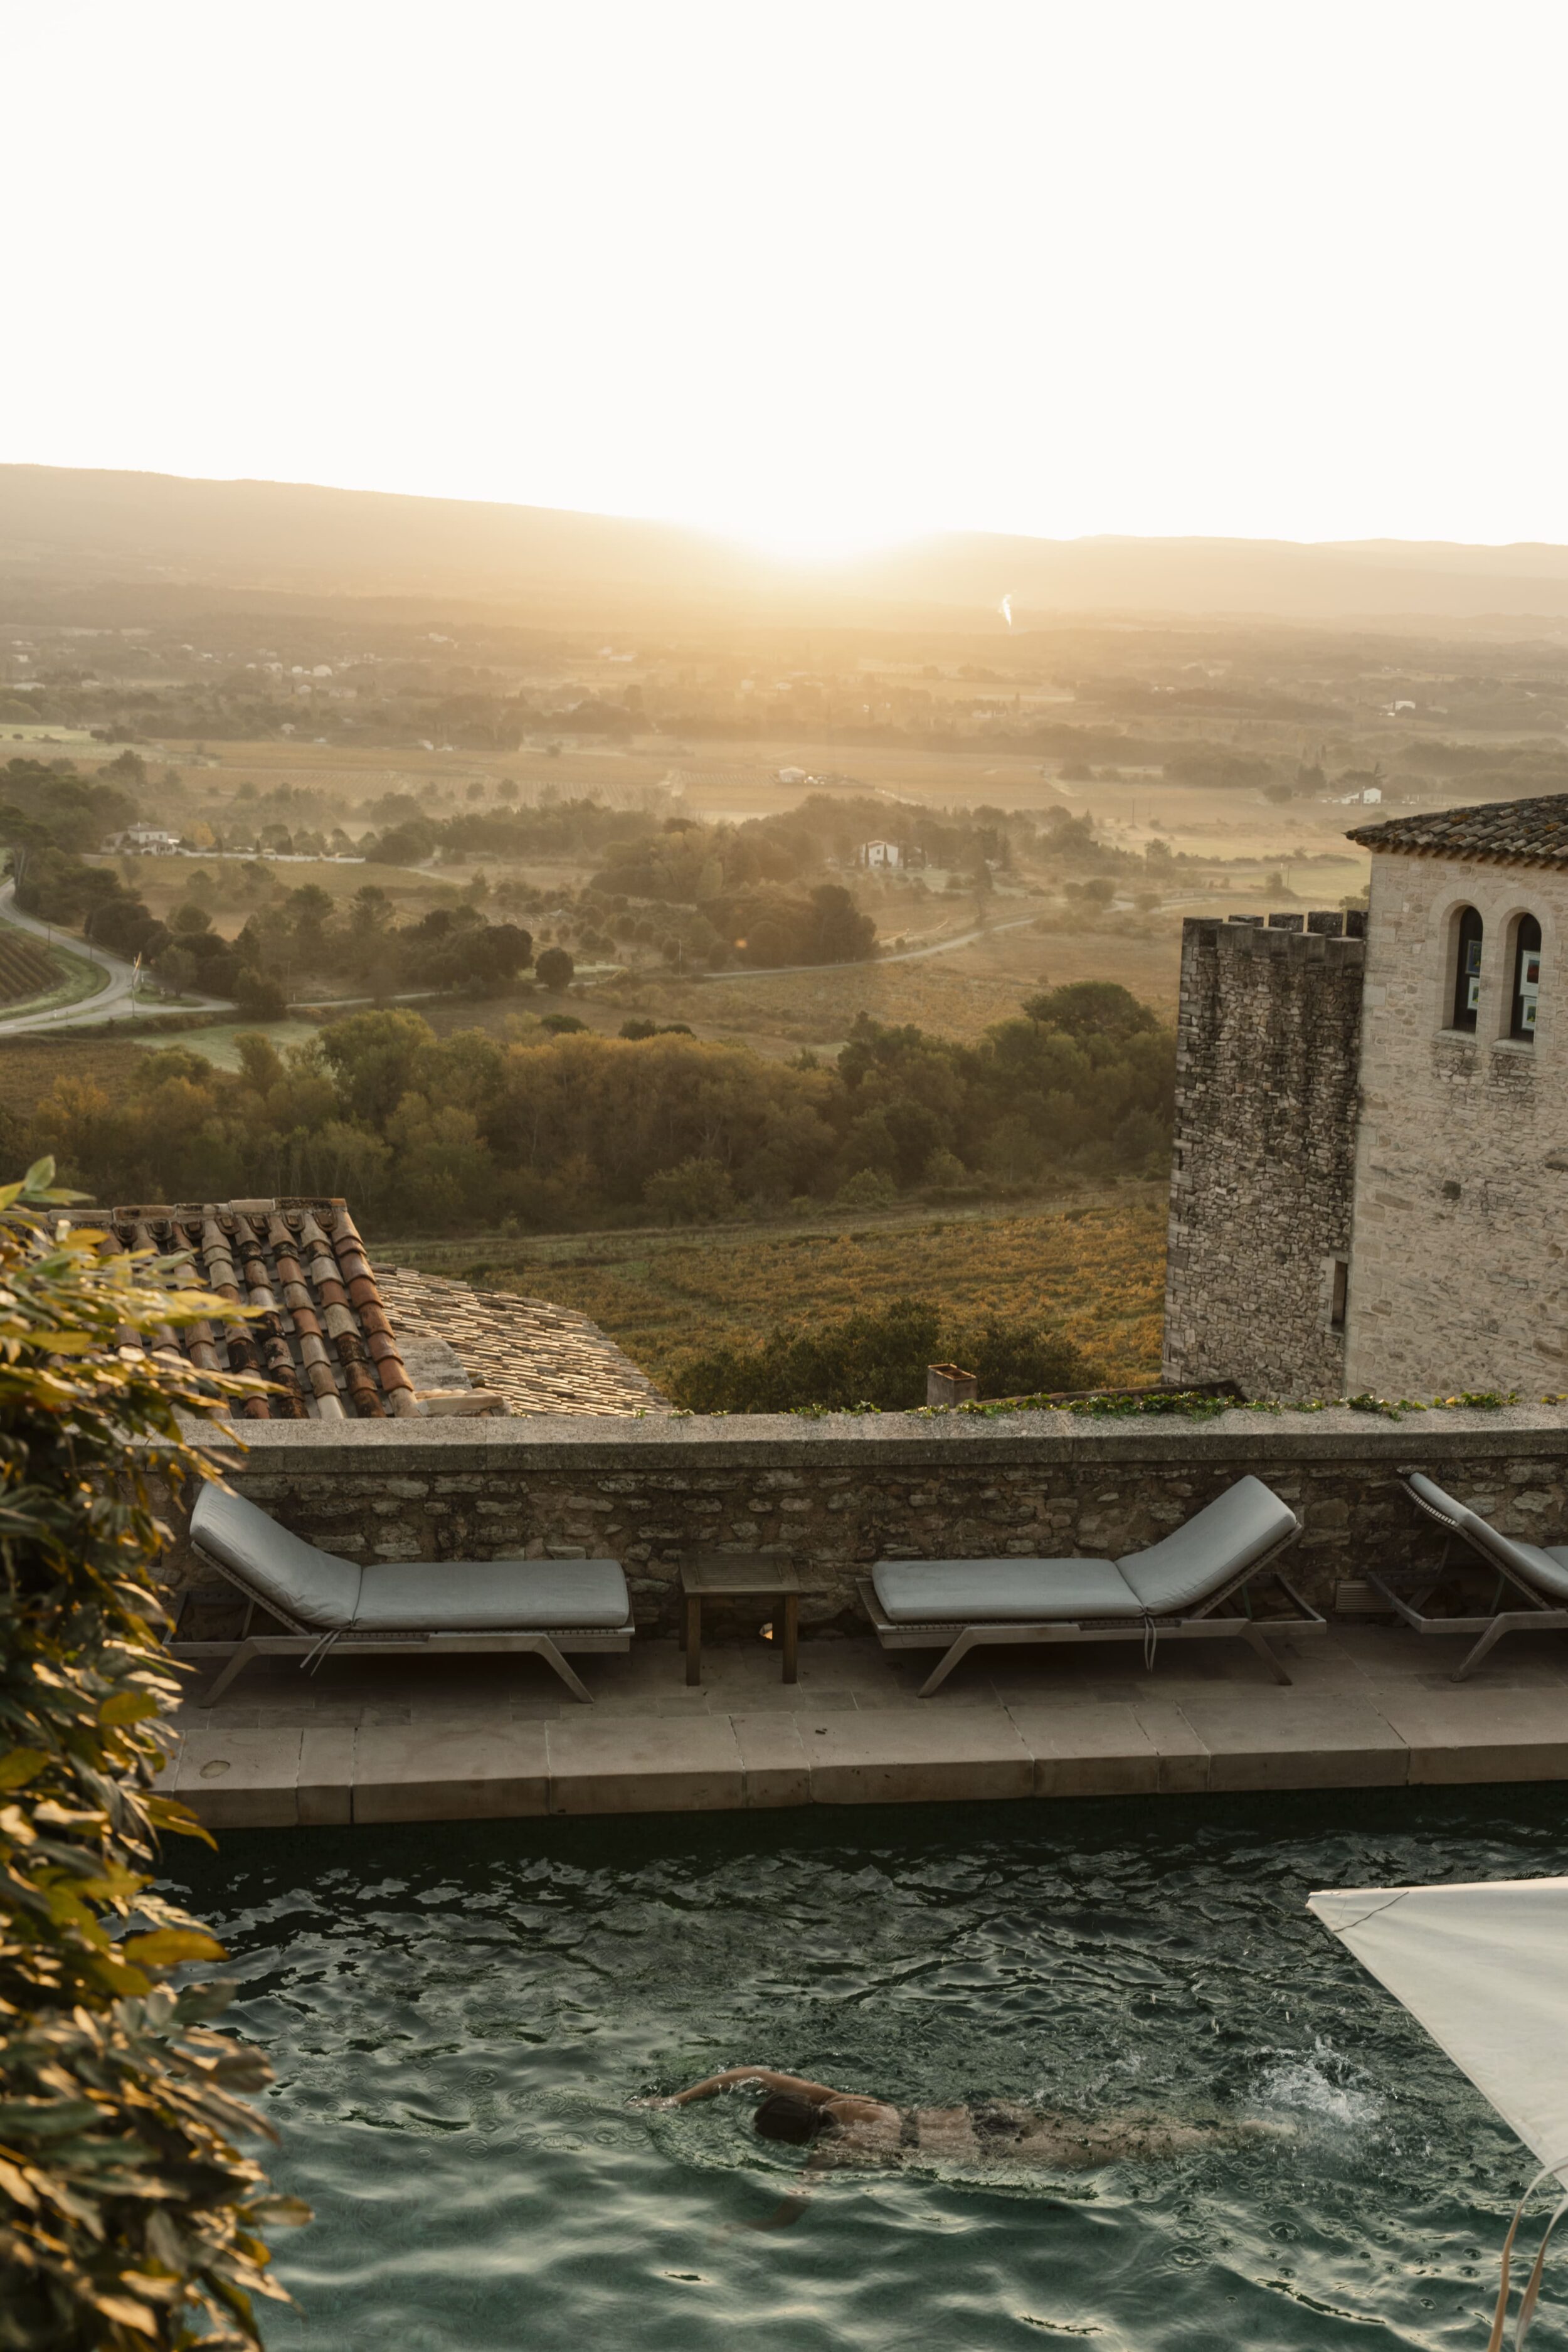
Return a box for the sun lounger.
[1374,1471,1568,1682]
[859,1474,1318,1695]
[175,1484,633,1704]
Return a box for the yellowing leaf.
[88,2292,159,2336]
[99,1692,159,1727]
[0,1748,49,1791]
[121,1929,228,1968]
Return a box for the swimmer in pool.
[652,2067,1281,2227]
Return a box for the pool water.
[165,1791,1568,2352]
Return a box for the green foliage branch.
[0,1160,305,2350]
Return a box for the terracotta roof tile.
[1347,795,1568,866]
[75,1196,418,1421]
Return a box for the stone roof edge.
[181,1401,1568,1468]
[1345,832,1568,869]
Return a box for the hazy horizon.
[16,461,1568,631]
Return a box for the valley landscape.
[11,464,1568,1393]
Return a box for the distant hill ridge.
[7,462,1568,625]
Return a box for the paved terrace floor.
[164,1620,1568,1828]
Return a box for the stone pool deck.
[164,1618,1568,1828]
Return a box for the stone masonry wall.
[1346,850,1568,1396]
[1163,914,1365,1397]
[157,1408,1568,1629]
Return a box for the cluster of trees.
[170,885,539,1010]
[14,851,170,965]
[3,753,173,961]
[15,981,1174,1234]
[669,1296,1091,1412]
[362,792,654,866]
[0,753,140,852]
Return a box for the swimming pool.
[165,1790,1568,2351]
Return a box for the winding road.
[0,881,232,1036]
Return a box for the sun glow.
[724,514,922,567]
[6,3,1568,548]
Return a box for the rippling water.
[163,1791,1568,2351]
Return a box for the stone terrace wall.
[161,1407,1568,1629]
[1163,914,1365,1399]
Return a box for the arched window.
[1452,905,1483,1031]
[1512,915,1543,1041]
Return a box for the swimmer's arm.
[666,2067,843,2107]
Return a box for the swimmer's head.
[753,2092,832,2144]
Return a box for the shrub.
[669,1296,1091,1412]
[0,1159,306,2348]
[672,1296,941,1412]
[233,967,287,1020]
[643,1156,734,1224]
[945,1316,1089,1399]
[923,1148,970,1189]
[835,1169,898,1210]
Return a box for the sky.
[4,0,1567,558]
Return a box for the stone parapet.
[163,1406,1568,1631]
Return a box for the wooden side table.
[679,1551,801,1686]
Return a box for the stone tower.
[1163,793,1568,1399]
[1162,913,1365,1397]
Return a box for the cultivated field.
[387,1187,1168,1393]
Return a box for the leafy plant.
[0,1159,305,2349]
[670,1297,1090,1413]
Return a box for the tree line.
[13,982,1174,1233]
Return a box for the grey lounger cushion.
[872,1475,1298,1626]
[191,1484,630,1632]
[1116,1475,1299,1613]
[193,1484,362,1629]
[872,1559,1135,1623]
[354,1559,629,1632]
[1406,1472,1568,1604]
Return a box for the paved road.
[0,881,232,1036]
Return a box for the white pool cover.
[1311,1876,1568,2347]
[1310,1877,1568,2175]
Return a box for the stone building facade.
[1163,795,1568,1399]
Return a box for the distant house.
[110,825,181,855]
[776,765,808,785]
[857,839,925,870]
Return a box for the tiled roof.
[1347,795,1568,866]
[377,1267,672,1416]
[80,1197,417,1421]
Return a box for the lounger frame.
[174,1541,632,1705]
[1370,1476,1568,1682]
[859,1520,1320,1695]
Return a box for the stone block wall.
[158,1408,1568,1630]
[1347,850,1568,1396]
[1163,914,1365,1397]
